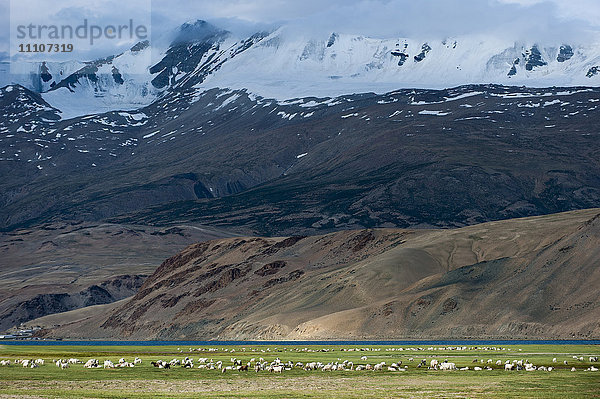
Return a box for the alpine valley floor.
[0,343,599,398]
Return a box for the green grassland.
[0,344,599,398]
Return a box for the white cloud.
[151,0,600,42]
[2,0,599,62]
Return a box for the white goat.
[439,362,456,371]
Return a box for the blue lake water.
[2,340,599,346]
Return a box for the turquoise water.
[2,340,599,346]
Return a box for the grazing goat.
[270,365,283,373]
[374,362,386,371]
[151,361,170,369]
[439,362,456,371]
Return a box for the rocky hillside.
[38,208,600,340]
[0,275,145,331]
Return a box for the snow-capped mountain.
[42,41,156,119]
[148,21,270,91]
[195,29,600,99]
[3,42,154,119]
[1,19,600,119]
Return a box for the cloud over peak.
[151,0,600,43]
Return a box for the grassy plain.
[0,344,599,398]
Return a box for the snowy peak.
[171,20,228,45]
[33,41,154,119]
[149,23,269,91]
[149,21,230,89]
[9,40,150,96]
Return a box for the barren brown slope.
[38,209,600,340]
[0,222,237,331]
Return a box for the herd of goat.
[1,349,598,373]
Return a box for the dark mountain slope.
[1,85,600,235]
